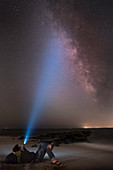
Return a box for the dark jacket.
[15,147,35,163]
[6,147,35,164]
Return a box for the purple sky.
[0,0,113,128]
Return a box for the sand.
[1,129,113,169]
[0,137,113,169]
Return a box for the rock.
[18,136,24,140]
[31,144,37,147]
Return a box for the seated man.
[35,141,61,165]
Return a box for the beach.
[1,129,113,169]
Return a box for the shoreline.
[1,129,113,169]
[1,142,113,169]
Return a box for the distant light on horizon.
[3,127,9,130]
[83,126,113,129]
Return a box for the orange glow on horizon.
[83,126,113,129]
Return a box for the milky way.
[47,0,113,106]
[0,0,113,128]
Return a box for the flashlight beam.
[24,38,64,144]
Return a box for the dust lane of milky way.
[47,0,113,106]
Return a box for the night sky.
[0,0,113,128]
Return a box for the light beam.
[24,36,64,144]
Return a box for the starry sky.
[0,0,113,128]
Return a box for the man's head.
[13,144,21,152]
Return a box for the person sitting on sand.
[5,141,61,165]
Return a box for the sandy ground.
[0,136,113,169]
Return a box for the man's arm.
[21,144,29,152]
